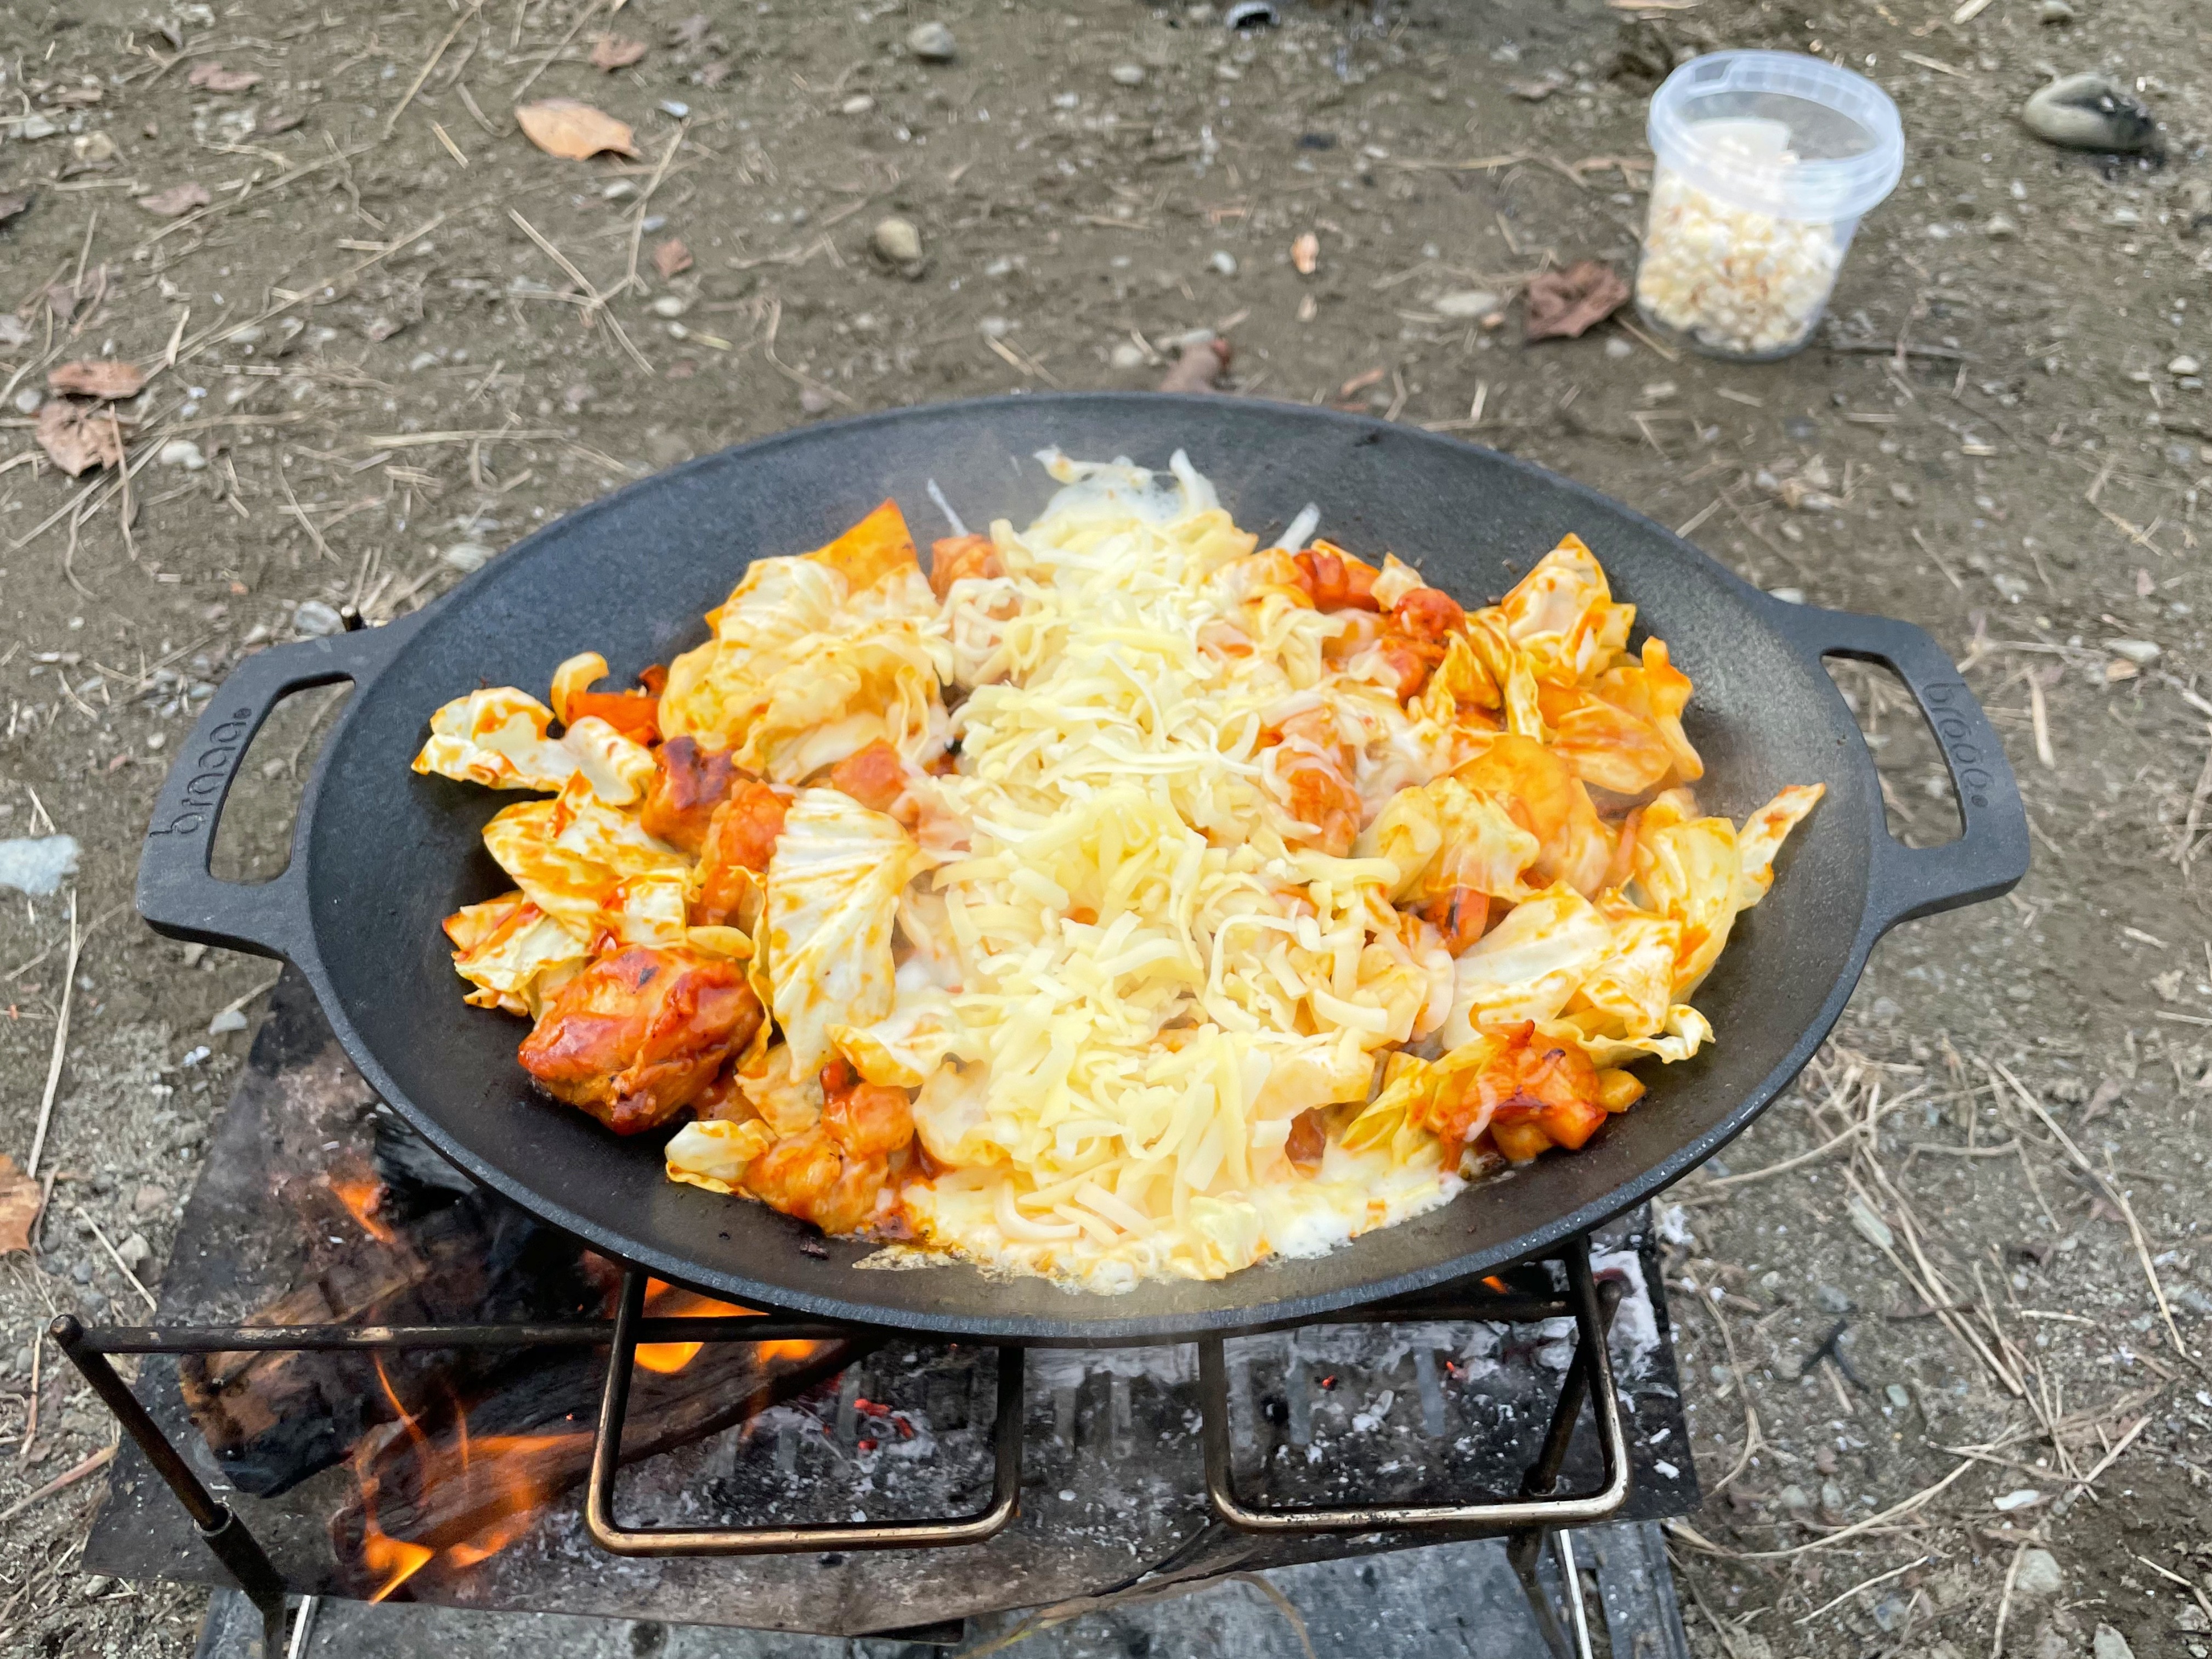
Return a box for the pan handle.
[1773,601,2029,934]
[136,615,424,960]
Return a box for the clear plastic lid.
[1648,50,1904,223]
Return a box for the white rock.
[1209,250,1237,276]
[442,541,494,573]
[117,1232,151,1271]
[1110,63,1146,87]
[1434,289,1503,320]
[72,131,117,165]
[157,438,207,470]
[208,1007,250,1034]
[2014,1548,2062,1596]
[2169,354,2202,376]
[2104,638,2161,664]
[649,294,689,318]
[870,216,924,270]
[0,835,80,897]
[840,94,875,116]
[906,21,956,62]
[2093,1626,2135,1659]
[13,387,42,415]
[1992,1487,2041,1511]
[1984,213,2018,238]
[1109,341,1147,370]
[292,600,345,636]
[17,115,59,141]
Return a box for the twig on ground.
[25,892,80,1180]
[73,1207,159,1313]
[508,209,653,374]
[512,0,604,98]
[0,1444,116,1524]
[620,121,688,297]
[2053,1413,2153,1514]
[1993,1062,2185,1354]
[385,0,482,138]
[1989,1543,2025,1659]
[1741,1459,1976,1560]
[1795,1554,1931,1626]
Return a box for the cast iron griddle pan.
[137,393,2027,1342]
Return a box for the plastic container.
[1636,52,1903,361]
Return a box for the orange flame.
[329,1176,396,1244]
[635,1278,757,1374]
[360,1355,436,1601]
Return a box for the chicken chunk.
[518,946,765,1134]
[693,780,790,926]
[640,736,741,854]
[825,738,908,815]
[929,533,1004,600]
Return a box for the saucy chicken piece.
[692,780,789,926]
[821,1057,917,1158]
[929,533,1005,601]
[1285,1107,1328,1173]
[1423,1022,1635,1162]
[564,689,660,744]
[1292,544,1382,612]
[1420,886,1492,956]
[1266,706,1362,857]
[1390,585,1466,644]
[640,736,740,854]
[825,738,908,815]
[519,946,765,1135]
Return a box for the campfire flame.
[343,1283,827,1595]
[326,1174,397,1245]
[635,1278,761,1374]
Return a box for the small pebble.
[870,215,925,274]
[292,599,345,637]
[1209,250,1237,276]
[840,94,875,116]
[1433,289,1502,320]
[2169,353,2202,376]
[2021,73,2156,153]
[2035,0,2074,20]
[2104,638,2160,664]
[906,21,956,63]
[1814,1283,1852,1313]
[13,387,42,415]
[1109,341,1147,370]
[157,437,206,469]
[1604,336,1633,359]
[208,1007,249,1035]
[72,131,117,165]
[2015,1548,2063,1596]
[649,294,689,318]
[1110,63,1146,87]
[1984,213,2018,238]
[442,541,494,573]
[118,1232,151,1272]
[0,835,81,898]
[2092,1626,2135,1659]
[132,1184,171,1216]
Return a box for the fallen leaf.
[187,61,262,92]
[590,33,648,71]
[0,190,31,228]
[35,400,126,477]
[48,359,146,400]
[515,98,640,160]
[652,236,693,278]
[1524,259,1631,341]
[0,1156,40,1254]
[1291,230,1319,275]
[137,182,212,217]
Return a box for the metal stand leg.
[50,1314,291,1650]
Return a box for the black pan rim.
[247,393,1897,1341]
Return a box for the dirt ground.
[3,0,2211,1652]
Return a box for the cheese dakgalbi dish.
[414,453,1820,1291]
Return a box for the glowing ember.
[327,1175,396,1244]
[361,1525,434,1602]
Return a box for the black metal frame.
[51,1235,1630,1658]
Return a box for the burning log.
[178,1188,613,1497]
[328,1285,861,1600]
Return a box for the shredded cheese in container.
[416,450,1825,1292]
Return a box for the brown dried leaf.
[137,181,212,217]
[1291,231,1319,276]
[49,359,146,400]
[1524,259,1631,342]
[36,400,126,477]
[652,237,693,279]
[515,99,640,160]
[0,1156,40,1254]
[187,61,262,93]
[0,190,31,228]
[590,33,648,71]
